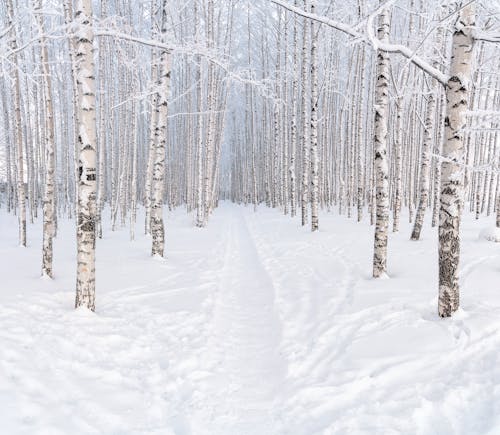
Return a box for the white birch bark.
[356,46,366,223]
[438,4,475,317]
[372,6,391,278]
[202,0,216,224]
[36,0,56,277]
[63,0,81,220]
[301,0,310,227]
[129,99,138,241]
[151,0,171,257]
[289,0,299,217]
[411,87,437,241]
[194,60,205,227]
[144,61,158,235]
[194,1,205,227]
[310,0,319,231]
[432,92,447,227]
[392,96,404,232]
[74,0,98,311]
[96,0,107,239]
[6,0,27,247]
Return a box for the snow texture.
[0,203,499,434]
[479,227,500,243]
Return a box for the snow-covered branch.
[269,0,362,39]
[95,29,277,99]
[474,30,500,43]
[95,30,173,53]
[270,0,449,86]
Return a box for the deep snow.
[0,203,499,434]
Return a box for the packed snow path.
[1,204,500,434]
[193,210,285,433]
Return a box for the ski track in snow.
[0,204,500,434]
[190,209,285,434]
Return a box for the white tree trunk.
[6,0,27,247]
[411,90,436,241]
[151,0,171,257]
[438,4,475,317]
[75,0,98,311]
[290,0,299,217]
[96,0,107,239]
[372,7,391,278]
[310,0,319,231]
[144,59,158,235]
[63,0,81,220]
[36,0,56,277]
[301,0,310,226]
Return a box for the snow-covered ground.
[0,203,499,435]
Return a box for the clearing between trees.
[0,204,498,435]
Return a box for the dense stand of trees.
[0,0,499,316]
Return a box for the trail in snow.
[192,209,285,434]
[0,204,499,435]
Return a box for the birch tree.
[151,0,171,257]
[301,0,310,226]
[35,0,56,277]
[411,7,446,241]
[289,0,299,217]
[6,0,27,247]
[74,0,98,311]
[372,6,391,278]
[310,0,319,231]
[438,4,475,317]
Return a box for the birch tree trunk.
[96,0,107,239]
[6,0,27,247]
[144,59,158,235]
[36,0,56,277]
[438,4,475,317]
[356,46,366,223]
[194,1,205,227]
[411,87,436,241]
[195,58,205,227]
[75,0,98,311]
[151,0,171,257]
[412,9,446,240]
[372,7,391,278]
[310,0,319,231]
[63,0,81,220]
[392,96,404,232]
[301,0,310,226]
[289,0,299,217]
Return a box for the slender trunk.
[301,0,310,226]
[310,0,319,231]
[36,0,56,277]
[290,0,299,217]
[151,0,171,257]
[411,89,437,240]
[438,4,475,317]
[372,7,391,278]
[6,0,27,247]
[74,0,98,311]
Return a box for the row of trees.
[229,0,499,316]
[0,0,498,316]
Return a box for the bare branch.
[270,0,450,86]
